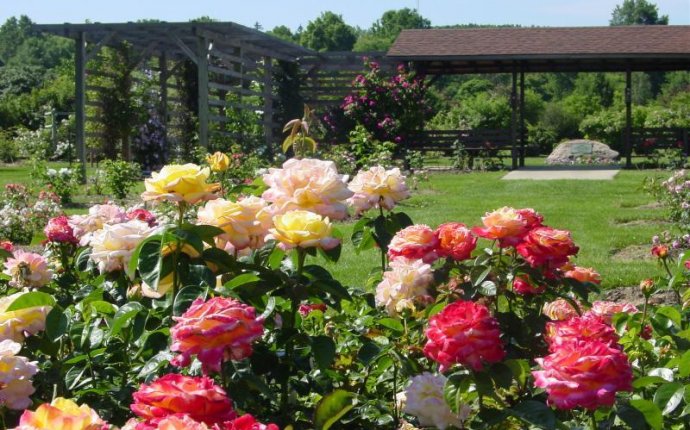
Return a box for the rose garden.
[2,2,690,430]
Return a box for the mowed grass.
[325,169,669,290]
[0,161,670,289]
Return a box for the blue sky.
[2,0,689,29]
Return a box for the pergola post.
[197,37,210,149]
[519,70,526,167]
[74,31,87,182]
[510,70,518,170]
[159,52,168,158]
[262,56,274,158]
[625,69,633,168]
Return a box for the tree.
[269,25,300,44]
[610,0,669,25]
[354,8,430,51]
[0,15,33,64]
[300,12,356,52]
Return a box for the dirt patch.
[602,286,678,307]
[612,245,653,261]
[614,219,669,227]
[635,202,664,210]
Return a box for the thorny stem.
[661,257,682,303]
[171,203,186,299]
[379,204,387,272]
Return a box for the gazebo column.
[74,31,87,182]
[197,37,210,149]
[159,52,168,160]
[519,70,526,167]
[262,56,274,158]
[625,69,632,168]
[510,70,518,170]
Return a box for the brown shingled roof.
[388,26,690,59]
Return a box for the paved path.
[502,167,620,180]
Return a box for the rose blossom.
[434,223,477,261]
[543,298,582,321]
[171,297,264,373]
[0,340,37,410]
[69,203,128,246]
[89,219,154,273]
[298,303,327,316]
[131,374,236,425]
[471,207,530,247]
[0,240,13,252]
[197,196,272,253]
[266,210,339,251]
[563,266,601,284]
[142,164,219,205]
[262,158,353,220]
[12,397,108,429]
[402,373,470,430]
[346,166,410,215]
[224,414,280,430]
[127,208,158,227]
[388,225,439,263]
[517,227,579,269]
[533,340,633,410]
[588,301,638,324]
[44,215,78,244]
[206,151,231,173]
[3,250,53,289]
[424,300,505,371]
[375,258,434,316]
[0,292,50,342]
[512,276,545,295]
[545,314,619,350]
[517,208,543,230]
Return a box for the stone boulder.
[546,139,620,165]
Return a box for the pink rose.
[545,314,619,351]
[44,215,78,245]
[512,276,545,295]
[388,225,439,263]
[516,227,579,269]
[588,301,638,324]
[434,223,477,261]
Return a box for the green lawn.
[325,169,669,290]
[0,161,671,289]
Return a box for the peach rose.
[171,297,264,373]
[543,298,582,321]
[0,340,37,410]
[131,374,235,426]
[69,203,128,246]
[89,219,154,273]
[589,301,638,324]
[472,207,530,247]
[545,314,619,351]
[516,227,579,269]
[403,373,470,430]
[266,210,339,251]
[262,158,353,220]
[533,340,633,410]
[563,266,601,284]
[347,166,410,215]
[12,397,108,429]
[197,196,272,252]
[142,164,218,205]
[375,258,433,316]
[0,292,50,342]
[424,300,505,372]
[3,250,53,289]
[388,225,439,263]
[435,222,477,261]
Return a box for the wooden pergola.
[35,21,314,174]
[388,26,690,168]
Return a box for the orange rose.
[435,222,477,261]
[564,266,601,284]
[471,207,529,247]
[13,397,108,430]
[516,227,579,269]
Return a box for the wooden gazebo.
[388,25,690,168]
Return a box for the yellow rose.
[0,293,50,343]
[141,272,175,299]
[197,196,272,252]
[267,210,340,250]
[14,397,107,429]
[206,151,230,172]
[142,164,219,204]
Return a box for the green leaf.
[378,317,404,332]
[173,285,207,316]
[312,336,336,370]
[633,376,670,389]
[656,306,682,328]
[45,307,68,342]
[444,372,472,414]
[630,399,663,430]
[138,351,173,379]
[6,291,55,311]
[314,390,356,430]
[679,350,690,377]
[505,359,531,388]
[489,363,514,389]
[509,400,556,430]
[478,280,497,296]
[617,403,649,430]
[654,382,685,415]
[111,302,145,336]
[224,273,262,290]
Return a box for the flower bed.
[0,155,687,429]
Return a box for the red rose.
[545,314,619,351]
[512,276,545,295]
[222,414,280,430]
[127,208,158,227]
[435,223,477,261]
[651,245,669,258]
[516,227,578,269]
[516,208,543,230]
[423,301,505,372]
[131,374,236,426]
[44,215,78,245]
[298,303,327,317]
[0,240,13,252]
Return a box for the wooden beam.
[519,70,526,167]
[510,71,518,170]
[85,30,117,62]
[159,51,169,159]
[625,69,633,168]
[75,31,87,182]
[263,56,274,158]
[174,34,197,64]
[197,36,210,148]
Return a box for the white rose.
[89,220,153,273]
[403,373,471,429]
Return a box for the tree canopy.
[300,12,357,52]
[610,0,669,25]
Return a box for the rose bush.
[0,152,688,430]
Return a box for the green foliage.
[300,12,357,52]
[354,8,430,51]
[0,129,19,163]
[100,159,141,200]
[347,125,396,169]
[610,0,669,25]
